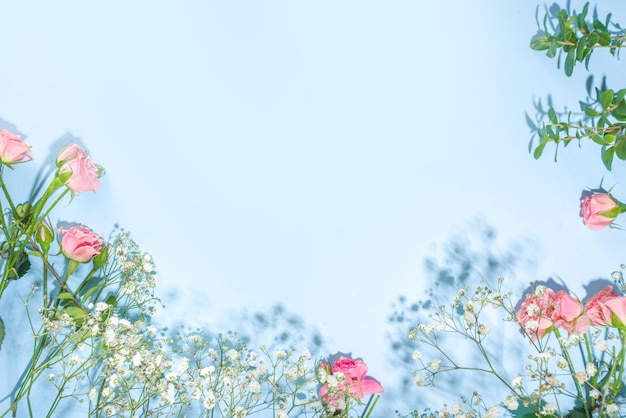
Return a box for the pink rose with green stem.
[0,129,32,165]
[58,225,103,264]
[580,190,626,230]
[318,355,384,409]
[56,144,103,194]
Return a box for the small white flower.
[504,396,519,411]
[300,347,311,360]
[586,363,597,377]
[512,376,523,388]
[273,350,287,360]
[249,380,261,393]
[606,403,619,418]
[590,389,601,399]
[576,371,588,384]
[430,359,441,371]
[556,357,568,368]
[595,340,608,351]
[484,406,499,418]
[478,324,491,335]
[413,375,424,386]
[47,374,55,381]
[412,350,422,360]
[88,387,97,400]
[542,403,557,415]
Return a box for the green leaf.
[598,31,611,46]
[615,137,626,160]
[534,140,548,159]
[584,105,599,117]
[547,38,558,58]
[530,34,552,51]
[57,292,74,300]
[548,108,558,124]
[587,31,599,48]
[600,89,614,110]
[592,135,610,145]
[63,307,86,327]
[564,49,575,76]
[576,35,587,61]
[0,316,4,351]
[7,251,31,280]
[603,146,615,170]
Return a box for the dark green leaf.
[603,146,615,170]
[576,35,587,60]
[57,292,74,300]
[594,18,607,32]
[587,31,599,47]
[7,251,31,280]
[599,31,611,46]
[564,49,575,76]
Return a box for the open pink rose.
[551,290,589,334]
[58,225,104,263]
[0,129,32,164]
[56,144,102,193]
[318,356,384,407]
[585,285,626,327]
[581,192,619,230]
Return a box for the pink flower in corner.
[318,355,384,407]
[580,192,620,230]
[585,285,619,326]
[58,225,104,263]
[56,144,102,193]
[0,129,32,164]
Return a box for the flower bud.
[35,221,55,248]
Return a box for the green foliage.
[529,76,626,170]
[530,2,625,76]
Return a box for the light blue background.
[1,0,626,414]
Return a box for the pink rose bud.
[36,221,55,246]
[580,191,622,230]
[58,225,104,263]
[56,144,103,194]
[0,129,32,165]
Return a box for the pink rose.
[551,290,589,334]
[516,286,557,340]
[585,286,626,327]
[0,129,32,164]
[604,297,626,327]
[318,356,384,406]
[58,225,104,263]
[56,144,102,193]
[585,285,619,326]
[580,192,619,230]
